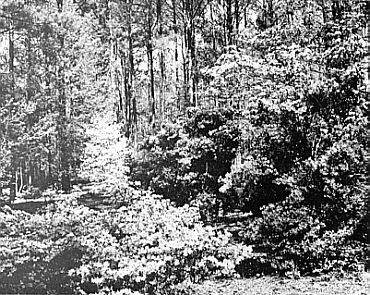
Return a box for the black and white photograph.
[0,0,369,294]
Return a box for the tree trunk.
[210,3,216,51]
[128,0,137,148]
[9,27,14,74]
[190,19,197,107]
[28,161,33,187]
[320,0,327,23]
[123,56,131,137]
[226,0,233,45]
[56,0,63,12]
[56,11,70,193]
[15,169,18,197]
[147,43,155,127]
[10,175,15,203]
[147,0,155,127]
[19,164,23,193]
[158,0,165,123]
[183,1,190,106]
[235,0,239,43]
[9,19,16,202]
[184,13,197,107]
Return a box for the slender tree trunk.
[9,19,16,202]
[189,19,197,107]
[158,0,165,123]
[47,136,52,188]
[9,27,14,74]
[127,0,137,148]
[210,3,216,51]
[147,43,155,127]
[320,0,327,23]
[56,8,70,192]
[19,164,24,193]
[223,0,227,44]
[28,161,33,187]
[159,53,165,122]
[57,76,70,193]
[147,0,155,127]
[26,29,33,190]
[110,23,118,120]
[56,0,63,12]
[116,54,125,123]
[226,0,233,45]
[183,0,190,106]
[235,0,239,43]
[173,0,180,111]
[123,56,130,136]
[10,172,15,203]
[365,10,369,95]
[184,2,196,107]
[15,169,18,196]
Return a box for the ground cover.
[178,275,369,295]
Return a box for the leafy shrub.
[238,195,366,275]
[69,194,252,294]
[130,108,240,212]
[217,4,368,274]
[0,202,84,294]
[1,192,254,294]
[222,106,367,275]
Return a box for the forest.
[0,0,369,294]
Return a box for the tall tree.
[146,0,156,127]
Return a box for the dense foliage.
[224,0,368,274]
[0,193,252,294]
[0,0,102,197]
[130,109,240,212]
[130,0,368,275]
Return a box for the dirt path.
[185,275,369,295]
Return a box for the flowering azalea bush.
[71,194,252,294]
[0,200,84,294]
[0,192,253,294]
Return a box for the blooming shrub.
[71,193,252,294]
[0,201,83,294]
[0,193,253,294]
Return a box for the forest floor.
[184,275,369,295]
